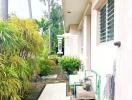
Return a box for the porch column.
[0,0,8,19]
[83,15,91,70]
[57,35,63,55]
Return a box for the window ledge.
[97,40,114,46]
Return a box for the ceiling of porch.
[62,0,91,32]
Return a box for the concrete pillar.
[64,35,70,56]
[28,0,32,18]
[63,33,80,57]
[83,15,91,70]
[0,0,8,19]
[57,35,63,55]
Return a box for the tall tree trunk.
[28,0,32,18]
[48,0,51,53]
[0,0,8,19]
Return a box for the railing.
[85,70,101,100]
[68,70,101,100]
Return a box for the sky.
[8,0,62,20]
[8,0,47,20]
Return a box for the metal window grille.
[100,5,107,43]
[99,0,114,43]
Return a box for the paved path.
[38,83,70,100]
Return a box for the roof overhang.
[62,0,92,32]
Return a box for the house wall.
[64,16,91,71]
[63,0,132,99]
[91,0,132,100]
[114,0,132,100]
[64,25,82,58]
[90,0,116,99]
[82,15,91,70]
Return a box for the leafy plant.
[0,16,45,99]
[39,64,53,76]
[35,17,51,35]
[48,54,60,64]
[59,56,81,74]
[0,62,22,100]
[38,0,64,53]
[50,1,64,53]
[37,49,53,76]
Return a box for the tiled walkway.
[38,83,70,100]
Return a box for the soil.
[24,66,68,100]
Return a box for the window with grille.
[99,0,114,43]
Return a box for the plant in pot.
[59,56,81,78]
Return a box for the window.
[99,0,114,43]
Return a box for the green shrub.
[48,59,57,66]
[48,54,60,64]
[37,48,53,76]
[0,17,45,99]
[38,58,54,76]
[39,64,53,76]
[59,56,81,74]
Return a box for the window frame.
[99,0,114,44]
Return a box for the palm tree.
[28,0,32,18]
[0,0,8,19]
[40,0,51,52]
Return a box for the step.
[38,83,67,100]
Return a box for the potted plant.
[59,56,81,77]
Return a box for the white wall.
[89,0,132,99]
[91,1,116,99]
[82,16,91,70]
[64,25,82,58]
[64,34,80,57]
[114,0,132,100]
[64,0,132,99]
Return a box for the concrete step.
[38,83,68,100]
[65,96,71,100]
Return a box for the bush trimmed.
[59,56,81,74]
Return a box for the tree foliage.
[59,56,81,74]
[8,16,44,55]
[38,0,64,53]
[0,16,45,99]
[50,1,64,53]
[35,17,51,35]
